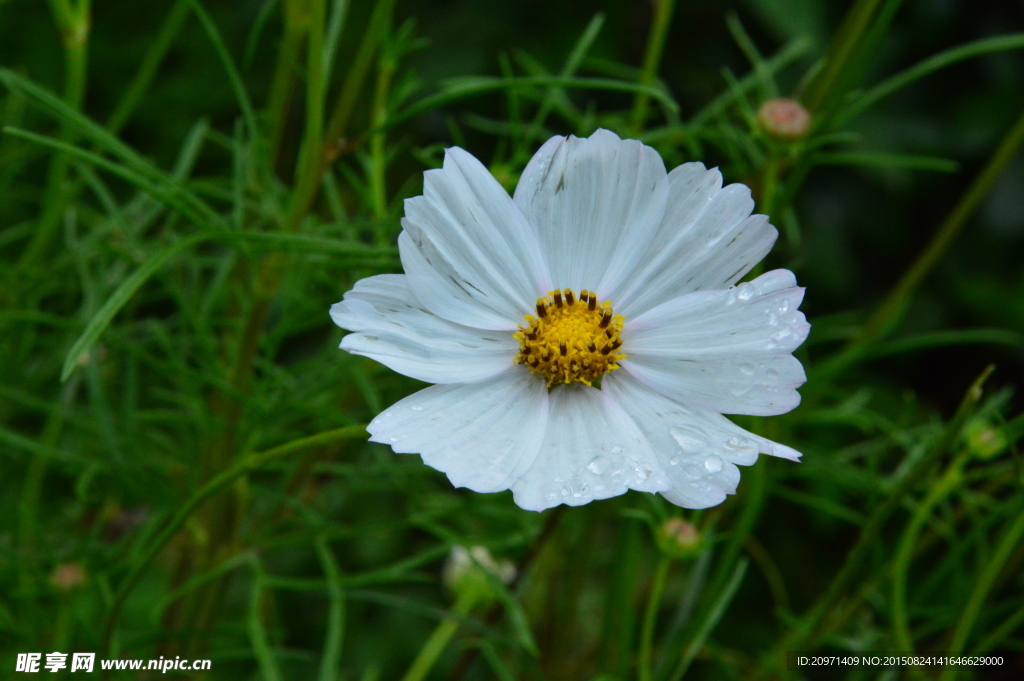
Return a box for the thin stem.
[890,456,965,669]
[17,0,91,268]
[639,556,672,681]
[102,425,368,653]
[856,104,1024,345]
[401,590,478,681]
[939,502,1024,681]
[631,0,676,135]
[369,23,396,236]
[799,0,884,113]
[754,366,993,679]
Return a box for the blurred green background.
[1,0,1023,679]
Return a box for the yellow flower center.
[514,288,626,387]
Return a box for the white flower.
[331,129,809,512]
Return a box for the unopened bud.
[757,98,811,141]
[442,546,516,603]
[965,420,1007,460]
[50,562,87,592]
[656,518,702,559]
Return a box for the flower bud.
[656,518,702,560]
[757,98,811,141]
[442,546,516,604]
[50,562,87,592]
[965,420,1007,460]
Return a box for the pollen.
[514,288,626,387]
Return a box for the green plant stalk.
[754,367,994,679]
[630,0,676,135]
[370,28,396,236]
[638,556,672,681]
[939,502,1024,681]
[266,0,310,170]
[891,456,965,667]
[17,0,91,268]
[799,0,884,113]
[101,425,367,653]
[295,0,327,189]
[316,537,346,681]
[855,106,1024,345]
[400,590,478,681]
[106,0,190,135]
[668,559,749,681]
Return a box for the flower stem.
[400,590,477,681]
[639,556,672,681]
[890,455,965,674]
[856,104,1024,345]
[631,0,676,135]
[939,500,1024,681]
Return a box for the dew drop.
[780,299,790,312]
[560,485,571,497]
[669,455,683,466]
[766,368,780,378]
[739,363,755,376]
[737,283,754,301]
[703,455,723,473]
[389,436,399,443]
[670,427,705,453]
[767,312,779,327]
[730,385,750,397]
[610,444,626,454]
[588,456,607,475]
[410,404,424,412]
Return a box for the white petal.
[331,274,518,384]
[604,371,800,509]
[611,163,778,318]
[369,367,548,493]
[399,147,550,329]
[511,382,670,511]
[622,269,809,416]
[513,129,668,295]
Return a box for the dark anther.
[553,291,563,308]
[536,302,547,318]
[559,339,568,356]
[600,343,614,355]
[527,330,538,340]
[521,346,531,355]
[599,310,612,328]
[564,289,575,306]
[586,339,597,352]
[588,295,597,312]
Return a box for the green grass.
[2,0,1023,679]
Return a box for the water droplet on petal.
[410,404,424,411]
[737,283,754,301]
[560,485,571,497]
[739,363,755,376]
[610,444,626,454]
[703,455,723,473]
[766,368,780,378]
[767,313,779,327]
[669,455,682,466]
[389,436,399,443]
[588,456,607,475]
[730,385,750,397]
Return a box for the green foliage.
[2,0,1024,679]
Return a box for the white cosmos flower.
[330,129,809,512]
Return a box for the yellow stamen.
[514,289,627,387]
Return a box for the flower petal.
[611,163,778,318]
[400,147,550,330]
[369,367,548,493]
[513,129,668,295]
[604,371,800,508]
[511,382,670,511]
[622,269,809,416]
[331,274,518,383]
